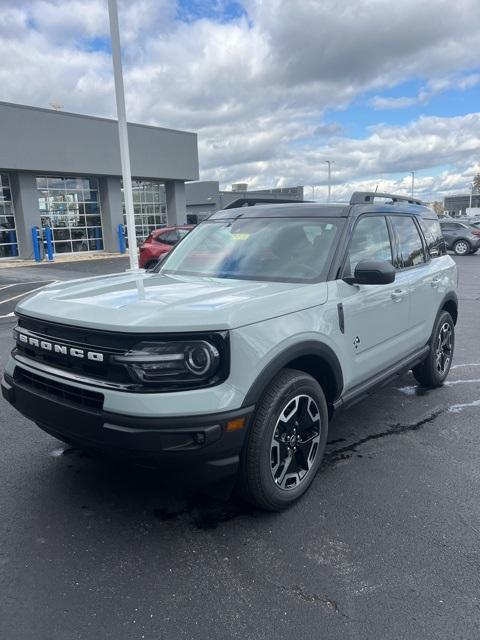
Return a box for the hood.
[16,271,328,333]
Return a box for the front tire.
[238,369,328,511]
[454,240,470,255]
[412,311,454,387]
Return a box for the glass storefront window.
[36,175,104,253]
[0,173,18,258]
[122,180,167,246]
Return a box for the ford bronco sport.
[1,192,458,510]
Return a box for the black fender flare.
[424,291,459,349]
[242,341,344,407]
[437,290,458,324]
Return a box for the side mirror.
[344,260,395,285]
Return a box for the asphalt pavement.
[1,255,480,640]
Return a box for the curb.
[0,253,130,269]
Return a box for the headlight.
[112,336,227,389]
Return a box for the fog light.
[193,432,206,444]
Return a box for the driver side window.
[345,216,393,276]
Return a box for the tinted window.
[442,222,464,230]
[156,230,177,245]
[390,216,425,268]
[419,218,446,257]
[345,216,392,275]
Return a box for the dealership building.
[443,193,480,217]
[185,181,304,223]
[0,101,199,260]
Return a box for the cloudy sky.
[1,0,480,201]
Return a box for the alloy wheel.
[435,321,453,375]
[455,241,469,255]
[270,394,321,490]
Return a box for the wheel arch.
[242,341,343,414]
[439,291,458,326]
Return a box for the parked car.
[139,225,194,269]
[439,220,480,255]
[2,192,457,511]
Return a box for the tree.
[473,173,480,192]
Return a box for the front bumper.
[1,371,254,484]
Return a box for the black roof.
[209,199,437,221]
[209,202,348,219]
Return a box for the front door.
[338,214,410,390]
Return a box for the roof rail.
[223,197,306,210]
[350,192,423,206]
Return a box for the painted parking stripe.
[0,284,56,306]
[0,280,55,292]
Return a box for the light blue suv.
[2,192,458,510]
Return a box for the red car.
[139,225,194,269]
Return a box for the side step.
[333,346,430,411]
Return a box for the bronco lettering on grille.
[17,333,104,362]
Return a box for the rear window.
[419,218,446,257]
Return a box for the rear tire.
[412,311,454,387]
[238,368,328,511]
[454,240,470,255]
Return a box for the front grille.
[14,368,104,411]
[15,315,229,392]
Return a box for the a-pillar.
[98,176,124,253]
[10,171,41,260]
[165,180,187,226]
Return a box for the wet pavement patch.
[324,409,445,465]
[153,497,257,530]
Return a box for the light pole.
[311,186,316,200]
[410,171,415,198]
[469,181,474,215]
[325,161,334,202]
[108,0,139,271]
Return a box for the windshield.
[159,218,342,283]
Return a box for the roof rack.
[223,197,306,210]
[350,192,423,206]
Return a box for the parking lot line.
[0,280,55,292]
[0,284,55,306]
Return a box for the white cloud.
[1,0,480,200]
[371,73,480,110]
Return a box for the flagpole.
[107,0,139,270]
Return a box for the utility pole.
[108,0,139,270]
[410,171,415,198]
[325,161,334,202]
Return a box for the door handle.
[431,277,442,289]
[391,289,406,302]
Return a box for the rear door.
[338,214,411,388]
[388,215,435,350]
